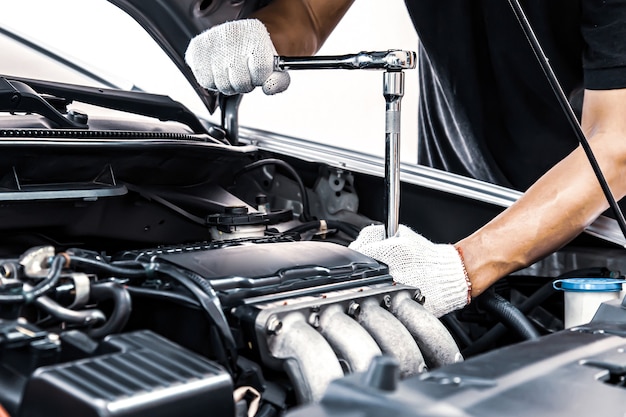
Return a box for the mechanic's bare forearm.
[251,0,354,56]
[458,88,626,297]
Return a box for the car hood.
[106,0,267,113]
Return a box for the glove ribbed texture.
[185,19,290,95]
[349,224,469,317]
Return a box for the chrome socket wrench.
[274,50,415,71]
[275,50,417,237]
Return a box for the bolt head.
[382,295,392,309]
[308,313,320,328]
[413,289,426,305]
[266,316,283,335]
[347,302,361,317]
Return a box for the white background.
[0,0,419,162]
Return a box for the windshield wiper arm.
[2,75,208,134]
[0,77,86,129]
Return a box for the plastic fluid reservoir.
[553,278,624,328]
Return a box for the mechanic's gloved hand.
[185,19,290,96]
[349,224,470,318]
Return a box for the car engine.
[0,75,624,416]
[0,113,471,417]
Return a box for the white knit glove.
[349,224,470,318]
[185,19,290,96]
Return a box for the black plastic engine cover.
[126,239,391,306]
[287,322,626,417]
[18,330,234,417]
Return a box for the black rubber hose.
[35,295,106,326]
[87,282,132,339]
[477,292,540,341]
[440,314,473,349]
[125,286,200,310]
[0,255,65,304]
[463,280,556,356]
[69,255,147,278]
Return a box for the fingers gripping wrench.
[275,50,417,238]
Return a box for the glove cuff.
[453,245,472,305]
[425,244,471,317]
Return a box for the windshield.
[0,0,212,119]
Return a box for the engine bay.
[0,123,451,415]
[0,83,625,416]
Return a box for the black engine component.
[122,238,390,306]
[16,330,234,417]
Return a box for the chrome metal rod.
[274,50,416,71]
[384,71,404,238]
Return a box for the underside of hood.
[107,0,269,113]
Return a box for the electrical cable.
[235,158,313,222]
[67,252,235,354]
[125,286,200,309]
[66,253,235,356]
[508,0,626,243]
[64,252,236,368]
[68,255,148,278]
[150,263,238,371]
[0,255,65,304]
[22,255,65,302]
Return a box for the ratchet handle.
[274,50,416,71]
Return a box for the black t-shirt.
[405,0,626,190]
